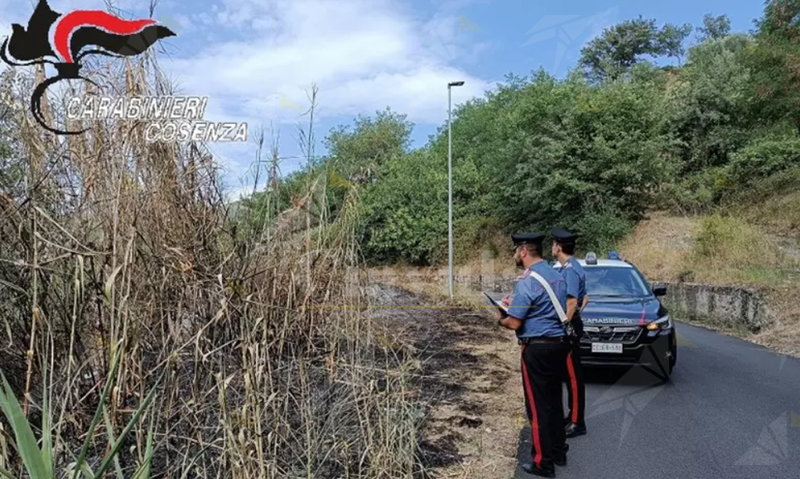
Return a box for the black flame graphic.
[0,0,176,135]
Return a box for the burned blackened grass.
[367,284,512,474]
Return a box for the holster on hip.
[568,314,584,338]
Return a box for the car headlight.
[646,315,672,331]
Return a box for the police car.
[554,252,677,379]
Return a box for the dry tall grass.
[0,51,421,477]
[616,212,698,282]
[618,212,796,287]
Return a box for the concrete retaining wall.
[653,282,773,332]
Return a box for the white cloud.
[163,0,493,126]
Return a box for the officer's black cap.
[512,233,545,248]
[551,228,578,244]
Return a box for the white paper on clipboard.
[484,292,509,316]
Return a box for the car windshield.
[585,266,651,298]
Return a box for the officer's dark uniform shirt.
[561,256,587,307]
[508,261,568,339]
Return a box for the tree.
[323,108,413,218]
[756,0,800,38]
[238,108,413,237]
[665,35,754,173]
[447,71,676,242]
[323,108,413,186]
[659,23,694,63]
[579,17,660,82]
[698,14,731,41]
[579,16,693,82]
[359,150,447,265]
[748,0,800,134]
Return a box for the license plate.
[592,343,623,354]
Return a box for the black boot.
[554,443,568,467]
[521,462,556,477]
[565,422,587,438]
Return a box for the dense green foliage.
[359,149,447,264]
[729,136,800,185]
[242,1,800,266]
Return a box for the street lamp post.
[448,81,464,299]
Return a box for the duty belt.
[518,336,568,345]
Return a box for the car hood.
[581,297,665,326]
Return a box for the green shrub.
[577,207,634,255]
[453,216,507,264]
[693,214,777,266]
[358,150,447,266]
[728,137,800,186]
[727,167,800,203]
[690,214,790,285]
[694,214,738,259]
[654,168,724,214]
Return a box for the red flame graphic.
[53,10,155,63]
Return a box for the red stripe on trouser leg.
[521,345,543,468]
[566,352,579,424]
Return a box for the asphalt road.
[514,322,800,479]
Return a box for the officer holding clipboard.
[494,233,570,478]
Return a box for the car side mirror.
[653,285,667,297]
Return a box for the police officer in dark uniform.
[552,228,588,438]
[496,233,570,478]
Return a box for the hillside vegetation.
[243,3,800,271]
[620,177,800,289]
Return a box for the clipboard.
[484,292,509,316]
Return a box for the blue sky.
[0,0,768,198]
